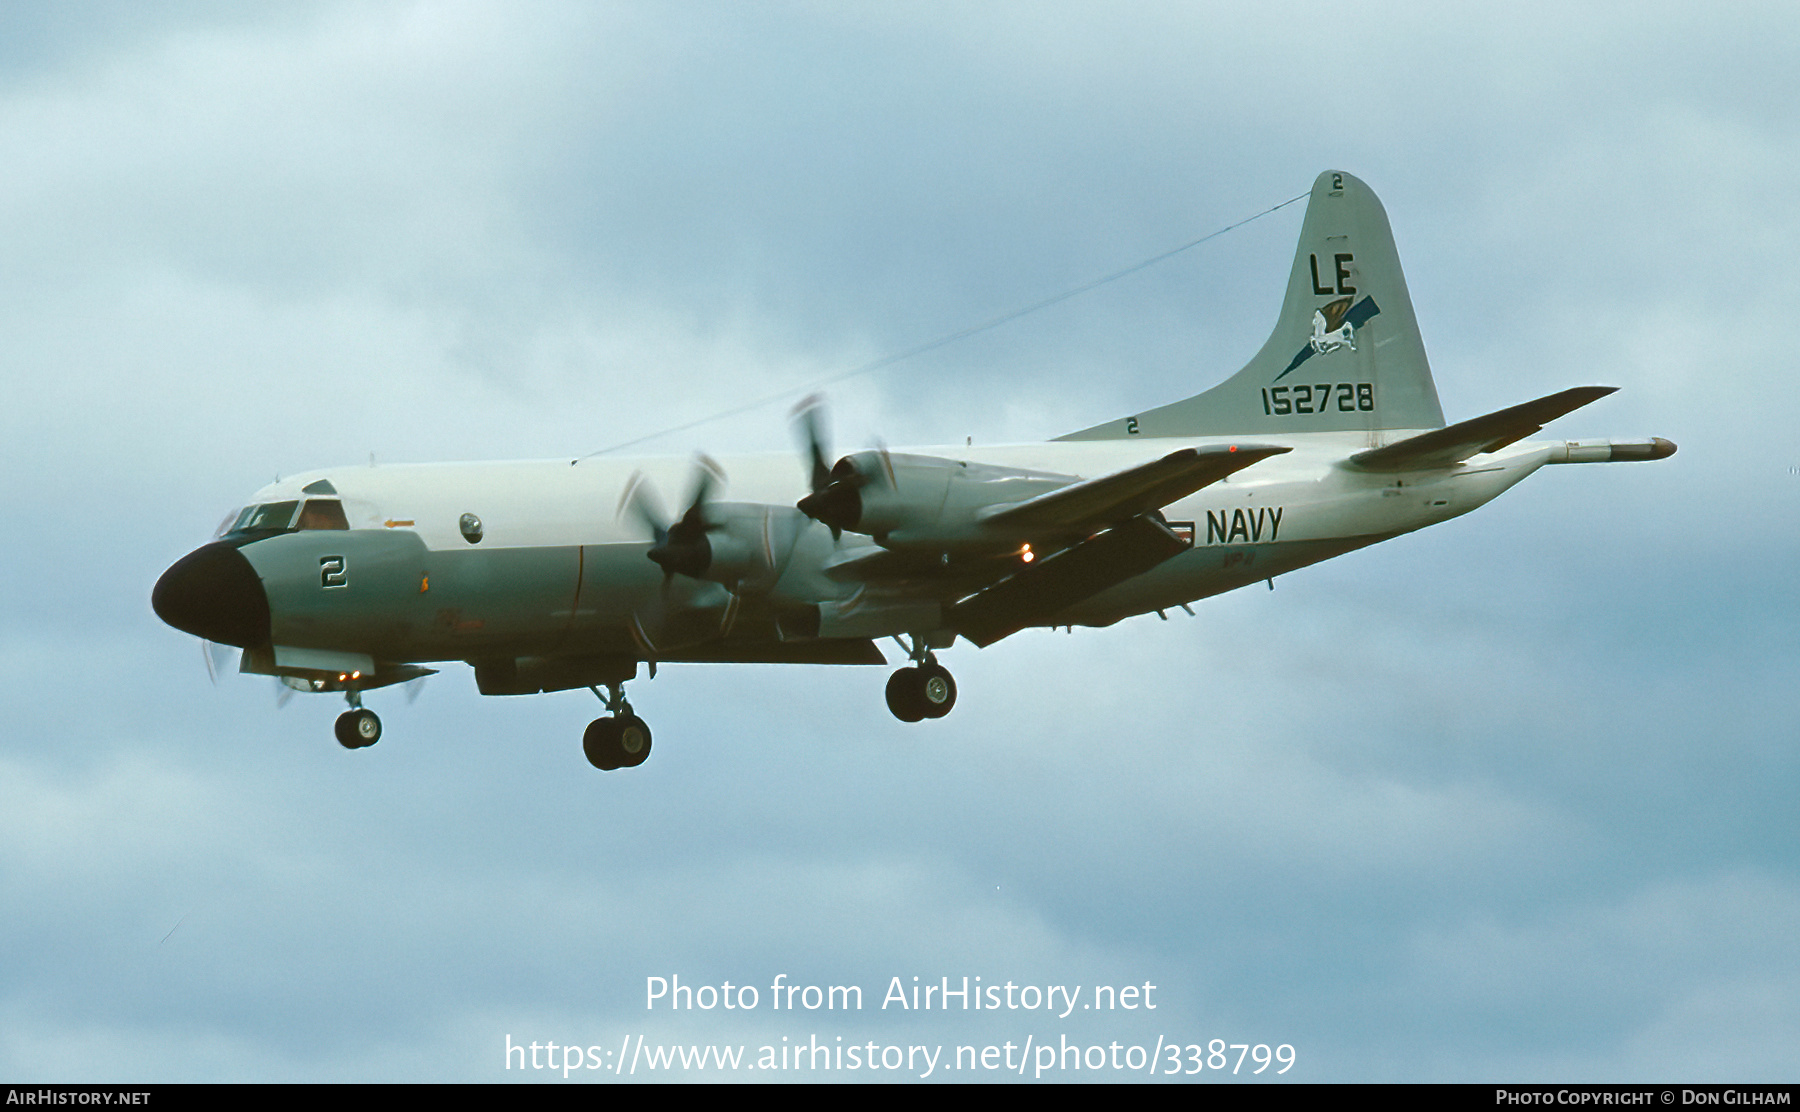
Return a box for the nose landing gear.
[335,708,381,748]
[584,682,652,770]
[334,688,381,750]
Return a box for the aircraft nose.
[152,541,271,648]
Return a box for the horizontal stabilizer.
[1348,386,1617,473]
[979,444,1290,534]
[949,516,1190,648]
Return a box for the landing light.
[1020,544,1035,564]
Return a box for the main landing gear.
[334,689,381,750]
[886,642,957,723]
[584,682,652,771]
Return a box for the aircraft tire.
[583,717,623,771]
[885,669,926,723]
[335,709,381,749]
[918,664,956,719]
[617,715,653,768]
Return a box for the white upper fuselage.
[244,432,1546,556]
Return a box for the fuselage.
[155,431,1550,672]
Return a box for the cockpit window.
[217,498,350,538]
[240,501,299,532]
[297,499,349,530]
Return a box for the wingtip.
[1649,437,1677,459]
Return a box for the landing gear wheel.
[616,715,653,768]
[887,669,926,722]
[583,717,623,770]
[584,715,654,771]
[335,709,381,749]
[886,661,959,723]
[917,663,956,719]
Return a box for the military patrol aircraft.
[153,171,1673,771]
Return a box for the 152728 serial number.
[1262,383,1373,415]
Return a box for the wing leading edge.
[947,445,1290,646]
[948,515,1191,648]
[978,444,1292,535]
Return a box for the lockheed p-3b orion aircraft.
[153,171,1673,771]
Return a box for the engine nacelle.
[645,501,811,593]
[799,451,1069,551]
[696,502,807,590]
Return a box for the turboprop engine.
[620,462,808,593]
[661,500,809,592]
[797,450,1070,552]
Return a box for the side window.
[298,499,350,530]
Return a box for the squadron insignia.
[1274,295,1382,381]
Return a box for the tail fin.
[1059,170,1446,441]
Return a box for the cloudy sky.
[2,0,1795,1083]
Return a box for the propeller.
[792,394,833,497]
[200,639,237,686]
[791,395,887,537]
[618,455,728,585]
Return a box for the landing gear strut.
[334,688,381,749]
[584,682,652,771]
[886,638,957,723]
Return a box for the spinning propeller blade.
[620,456,729,584]
[200,639,237,686]
[792,394,833,497]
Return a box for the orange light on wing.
[1020,543,1035,564]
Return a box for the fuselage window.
[298,499,350,530]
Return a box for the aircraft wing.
[976,444,1291,535]
[948,515,1192,647]
[818,445,1289,646]
[1347,386,1617,473]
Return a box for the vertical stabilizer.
[1059,171,1445,440]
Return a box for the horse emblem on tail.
[1310,296,1357,356]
